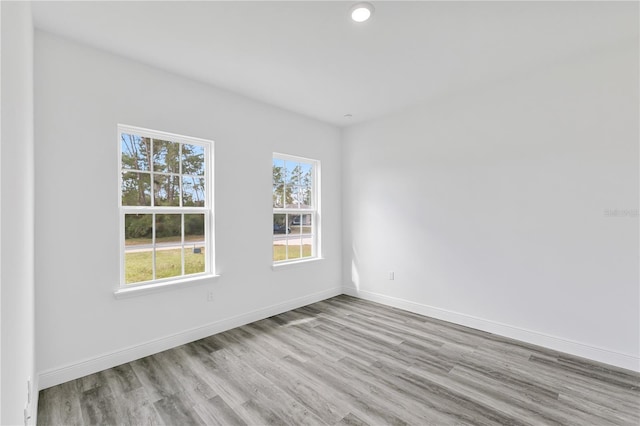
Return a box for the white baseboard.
[38,284,639,390]
[342,286,640,373]
[38,286,342,390]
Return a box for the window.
[119,125,214,287]
[272,153,319,263]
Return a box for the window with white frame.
[272,153,319,263]
[119,125,214,287]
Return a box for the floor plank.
[38,295,640,425]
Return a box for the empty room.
[1,0,638,425]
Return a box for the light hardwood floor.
[38,295,640,425]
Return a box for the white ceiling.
[31,1,638,127]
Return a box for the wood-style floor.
[38,295,640,425]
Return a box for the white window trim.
[114,274,220,299]
[272,152,321,265]
[117,124,216,291]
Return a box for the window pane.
[273,213,288,236]
[185,214,205,275]
[153,139,180,174]
[154,174,180,206]
[155,249,183,280]
[121,134,150,171]
[155,214,182,244]
[303,186,313,207]
[300,162,313,186]
[273,184,284,208]
[273,214,287,261]
[182,144,205,176]
[286,161,301,186]
[292,186,307,209]
[300,241,313,258]
[289,214,313,238]
[302,163,313,207]
[273,158,285,184]
[182,176,205,207]
[273,242,286,262]
[289,214,303,235]
[124,214,153,284]
[155,214,182,279]
[124,213,153,244]
[300,214,313,258]
[122,172,151,206]
[300,214,313,235]
[273,158,285,208]
[284,185,295,208]
[286,236,302,259]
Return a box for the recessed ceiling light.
[350,2,374,23]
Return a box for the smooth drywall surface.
[1,1,36,423]
[35,32,341,384]
[343,39,639,370]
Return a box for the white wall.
[1,1,37,424]
[35,32,342,387]
[342,40,639,371]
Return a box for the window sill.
[114,274,220,299]
[272,257,324,271]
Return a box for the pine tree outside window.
[272,153,320,264]
[119,125,214,288]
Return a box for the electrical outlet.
[207,291,214,302]
[389,271,395,280]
